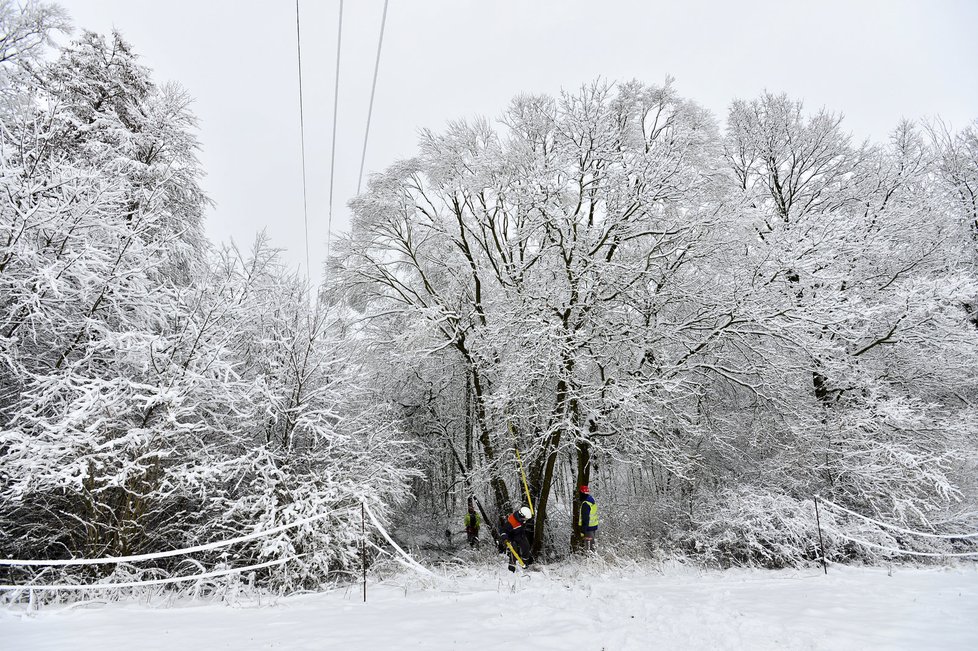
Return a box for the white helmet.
[518,506,533,520]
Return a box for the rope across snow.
[0,512,331,591]
[1,504,445,592]
[362,502,441,580]
[825,530,978,558]
[0,511,332,567]
[817,496,978,540]
[0,557,294,591]
[816,495,978,559]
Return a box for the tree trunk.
[467,363,510,512]
[464,372,473,470]
[531,430,561,558]
[571,438,592,552]
[530,365,575,558]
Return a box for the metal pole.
[361,502,367,602]
[814,496,828,575]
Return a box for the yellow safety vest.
[579,500,599,529]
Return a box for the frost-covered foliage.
[668,489,820,568]
[334,81,978,565]
[0,6,415,595]
[0,0,68,67]
[1,3,976,591]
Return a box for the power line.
[357,0,390,196]
[325,0,344,267]
[295,0,310,278]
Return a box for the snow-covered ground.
[3,561,976,650]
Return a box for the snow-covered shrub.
[676,488,822,568]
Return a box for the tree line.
[1,2,976,592]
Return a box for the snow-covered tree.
[1,12,415,591]
[334,84,978,564]
[335,80,737,555]
[0,0,68,66]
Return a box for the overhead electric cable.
[295,0,310,277]
[325,0,344,266]
[356,0,390,196]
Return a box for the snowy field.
[3,561,976,650]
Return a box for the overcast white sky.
[58,0,978,280]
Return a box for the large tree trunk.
[531,430,561,558]
[571,438,592,552]
[466,362,510,512]
[530,363,575,558]
[464,372,473,470]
